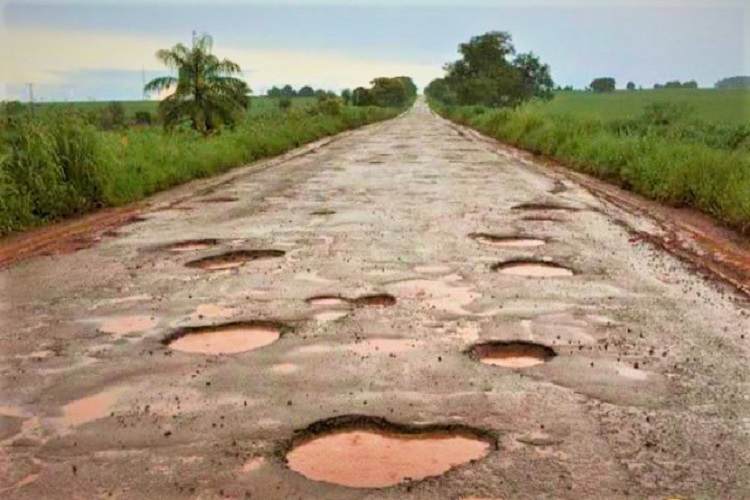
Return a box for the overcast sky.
[1,0,748,101]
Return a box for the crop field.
[543,88,750,125]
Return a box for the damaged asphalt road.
[1,100,749,499]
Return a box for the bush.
[278,97,292,111]
[134,111,153,125]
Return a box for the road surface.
[1,100,749,499]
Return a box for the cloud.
[0,26,440,100]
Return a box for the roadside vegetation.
[428,32,750,233]
[0,34,410,237]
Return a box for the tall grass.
[0,101,399,237]
[434,100,750,233]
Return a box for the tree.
[267,86,283,98]
[426,31,553,107]
[281,85,296,98]
[715,76,750,89]
[626,81,636,91]
[370,78,409,107]
[682,80,698,89]
[352,87,373,106]
[340,89,352,104]
[144,33,250,134]
[589,77,616,93]
[298,86,315,97]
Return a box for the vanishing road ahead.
[2,101,749,499]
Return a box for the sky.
[0,0,748,102]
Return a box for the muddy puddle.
[99,315,157,338]
[186,250,285,271]
[470,341,556,368]
[470,233,546,248]
[53,387,125,429]
[314,311,349,322]
[306,295,348,307]
[286,417,493,488]
[164,321,283,355]
[492,260,574,277]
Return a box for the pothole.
[163,321,284,355]
[311,210,336,216]
[470,233,546,248]
[351,294,397,308]
[165,239,220,253]
[199,196,239,204]
[491,260,574,277]
[469,341,556,368]
[512,203,579,212]
[185,250,285,271]
[306,295,348,307]
[285,416,495,489]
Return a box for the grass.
[432,88,750,233]
[0,99,400,237]
[546,89,750,125]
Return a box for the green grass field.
[544,89,750,125]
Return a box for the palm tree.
[145,33,250,134]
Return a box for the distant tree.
[267,86,283,98]
[298,86,315,97]
[428,31,553,107]
[682,80,698,89]
[281,85,296,98]
[370,78,409,107]
[626,81,636,91]
[589,77,616,93]
[144,33,250,134]
[664,80,682,89]
[654,83,664,89]
[394,76,418,99]
[425,78,455,103]
[715,76,750,89]
[340,89,352,104]
[352,87,373,106]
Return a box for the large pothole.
[469,341,556,368]
[469,233,546,248]
[163,321,284,355]
[491,259,574,277]
[186,250,285,271]
[285,416,495,489]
